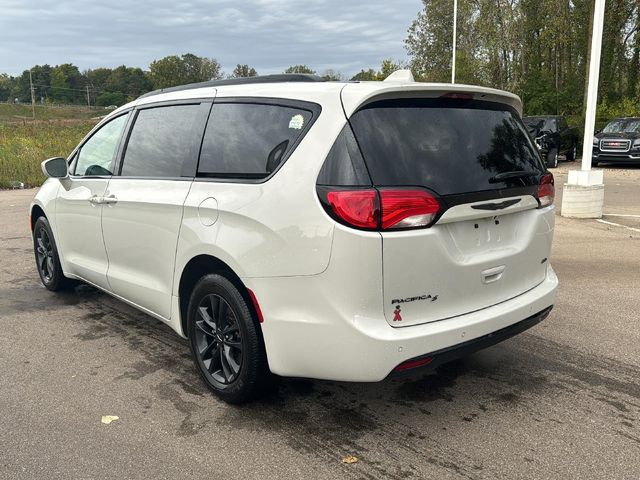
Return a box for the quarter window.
[74,114,128,176]
[120,103,209,177]
[198,102,313,179]
[316,125,371,186]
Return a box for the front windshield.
[602,119,640,133]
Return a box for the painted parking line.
[596,219,640,233]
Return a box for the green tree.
[377,59,404,80]
[96,91,126,107]
[350,69,378,81]
[284,65,316,74]
[86,67,112,94]
[405,0,640,118]
[231,64,258,78]
[12,65,53,103]
[149,54,223,89]
[406,0,455,83]
[49,64,83,103]
[106,66,152,99]
[0,74,14,101]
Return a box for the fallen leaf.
[101,415,119,425]
[342,455,358,464]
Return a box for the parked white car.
[31,73,558,403]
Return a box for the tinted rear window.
[198,102,314,179]
[350,98,544,195]
[523,117,556,132]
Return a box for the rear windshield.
[349,98,545,195]
[523,116,556,133]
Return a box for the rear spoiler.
[340,81,523,117]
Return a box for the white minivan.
[31,73,558,403]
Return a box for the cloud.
[0,0,422,77]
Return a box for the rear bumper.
[247,265,558,382]
[389,306,552,376]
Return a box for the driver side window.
[74,114,128,176]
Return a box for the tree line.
[0,54,401,108]
[407,0,640,120]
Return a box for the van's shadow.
[61,283,551,475]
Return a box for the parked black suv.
[592,117,640,166]
[523,115,579,168]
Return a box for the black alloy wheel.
[187,274,270,403]
[35,226,55,284]
[32,216,73,291]
[193,294,243,386]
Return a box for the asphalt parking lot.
[1,163,639,480]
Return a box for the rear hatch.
[326,89,554,327]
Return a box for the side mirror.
[41,157,69,179]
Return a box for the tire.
[592,159,599,167]
[567,142,577,162]
[187,274,270,403]
[546,147,559,168]
[32,216,74,291]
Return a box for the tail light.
[326,190,379,229]
[320,187,441,231]
[380,190,440,229]
[537,173,555,208]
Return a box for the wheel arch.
[30,203,47,231]
[177,254,258,339]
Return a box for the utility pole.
[451,0,457,83]
[86,85,91,108]
[29,69,35,119]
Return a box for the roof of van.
[113,74,523,117]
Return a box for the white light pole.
[581,0,606,171]
[451,0,457,83]
[561,0,606,219]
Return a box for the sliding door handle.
[102,194,118,205]
[88,195,117,205]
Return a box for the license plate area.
[445,215,514,257]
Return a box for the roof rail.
[138,74,325,99]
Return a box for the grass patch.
[0,103,102,123]
[0,121,97,188]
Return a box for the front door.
[55,113,129,289]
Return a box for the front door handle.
[88,195,103,204]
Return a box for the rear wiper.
[488,171,538,183]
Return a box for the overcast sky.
[0,0,422,77]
